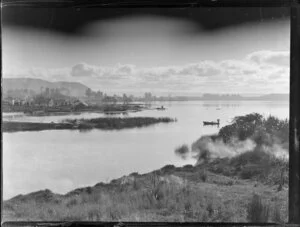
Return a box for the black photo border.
[1,0,299,226]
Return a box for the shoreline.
[3,113,289,222]
[3,158,288,222]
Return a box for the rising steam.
[175,135,288,164]
[191,136,256,164]
[174,113,289,164]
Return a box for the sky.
[2,7,290,95]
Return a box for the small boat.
[156,106,166,111]
[203,119,220,126]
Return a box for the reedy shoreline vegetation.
[2,117,176,132]
[3,113,289,222]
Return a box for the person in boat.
[156,106,165,110]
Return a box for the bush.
[200,170,207,182]
[65,198,78,208]
[3,203,14,211]
[160,165,176,174]
[86,187,93,194]
[218,113,288,146]
[240,165,263,179]
[87,209,101,221]
[182,165,194,171]
[174,144,189,159]
[145,174,164,202]
[247,194,270,222]
[273,204,284,223]
[218,113,263,142]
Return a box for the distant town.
[2,78,289,114]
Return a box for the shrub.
[182,164,194,171]
[145,174,164,202]
[247,194,270,222]
[3,203,15,211]
[200,170,207,182]
[132,179,139,190]
[160,165,176,174]
[206,201,214,217]
[65,198,78,208]
[87,209,101,221]
[218,113,288,146]
[273,204,284,223]
[174,144,189,159]
[218,113,263,142]
[226,180,234,186]
[86,187,93,194]
[240,164,263,179]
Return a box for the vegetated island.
[2,117,176,133]
[3,113,289,222]
[3,102,146,116]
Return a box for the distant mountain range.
[2,78,89,97]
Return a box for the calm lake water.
[3,101,289,199]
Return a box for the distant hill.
[199,93,289,101]
[252,93,289,101]
[2,78,90,97]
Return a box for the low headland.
[3,113,289,222]
[2,117,176,132]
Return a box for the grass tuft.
[247,194,270,222]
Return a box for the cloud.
[268,68,288,80]
[3,50,290,94]
[71,63,98,77]
[115,64,136,75]
[177,61,221,77]
[216,51,289,92]
[25,67,70,81]
[247,50,289,67]
[242,69,256,75]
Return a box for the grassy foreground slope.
[2,167,288,222]
[3,113,289,222]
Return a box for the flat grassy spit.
[2,117,175,132]
[3,113,289,222]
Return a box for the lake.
[3,100,289,200]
